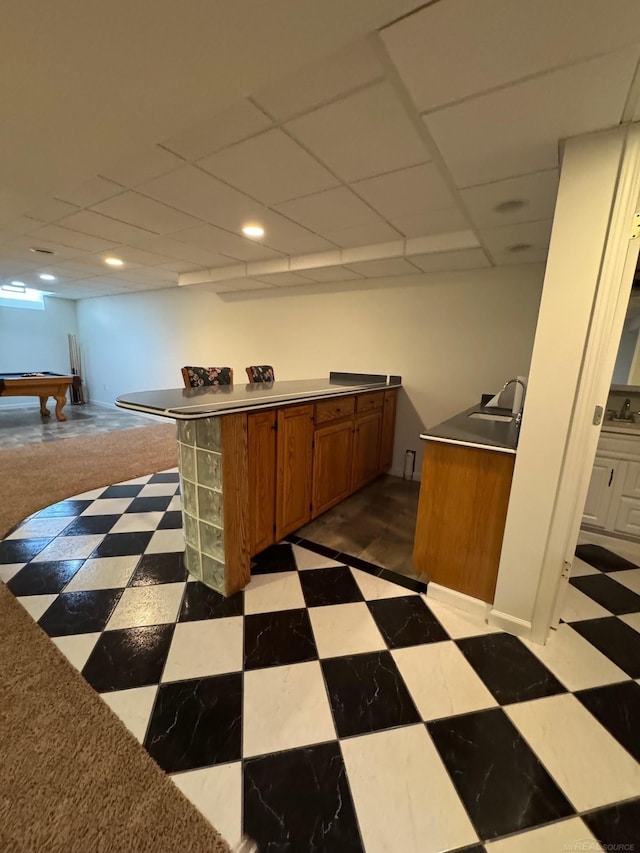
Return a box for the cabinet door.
[248,409,277,556]
[352,410,382,492]
[613,496,640,536]
[276,404,314,539]
[379,388,398,473]
[582,457,617,528]
[312,419,354,518]
[622,461,640,498]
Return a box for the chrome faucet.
[501,378,527,425]
[619,398,633,420]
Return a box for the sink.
[468,411,513,423]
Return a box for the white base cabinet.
[582,432,640,538]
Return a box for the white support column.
[490,125,640,640]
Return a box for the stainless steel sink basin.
[468,411,513,423]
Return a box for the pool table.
[0,372,75,421]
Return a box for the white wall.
[0,296,78,409]
[76,265,544,476]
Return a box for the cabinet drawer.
[356,391,384,413]
[315,395,355,424]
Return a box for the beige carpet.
[0,425,232,853]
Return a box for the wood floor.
[297,474,423,580]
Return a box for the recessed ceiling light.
[4,281,26,292]
[494,199,527,214]
[242,224,264,238]
[507,243,533,253]
[39,273,56,281]
[104,257,124,267]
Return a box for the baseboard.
[487,609,532,639]
[426,582,492,620]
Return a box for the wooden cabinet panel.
[315,395,355,425]
[276,404,314,539]
[356,390,384,413]
[379,388,398,472]
[352,410,382,492]
[413,441,515,603]
[312,419,354,517]
[248,410,277,556]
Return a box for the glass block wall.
[177,417,227,594]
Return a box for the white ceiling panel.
[170,223,283,262]
[212,278,272,294]
[274,186,381,233]
[0,236,85,263]
[198,129,339,205]
[250,208,337,255]
[389,207,470,238]
[0,216,47,239]
[255,271,314,286]
[252,37,383,121]
[56,210,156,246]
[159,259,209,274]
[128,234,237,267]
[25,198,79,223]
[343,257,421,277]
[101,145,184,187]
[383,0,640,113]
[424,46,640,187]
[480,219,554,265]
[50,256,117,275]
[92,192,201,235]
[323,220,401,248]
[286,81,429,182]
[27,224,118,253]
[461,169,560,230]
[162,100,272,162]
[0,259,37,277]
[297,265,364,282]
[138,165,266,233]
[353,162,457,219]
[409,247,491,273]
[56,177,124,207]
[107,245,176,267]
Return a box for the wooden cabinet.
[352,409,383,491]
[313,419,354,516]
[582,456,617,529]
[379,388,398,472]
[248,410,277,555]
[276,404,314,539]
[413,440,515,603]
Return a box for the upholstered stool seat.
[245,365,275,383]
[181,366,233,387]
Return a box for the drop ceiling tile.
[322,221,402,248]
[101,146,185,188]
[389,208,470,238]
[25,199,79,223]
[170,224,283,263]
[480,219,553,265]
[1,235,87,262]
[51,257,115,275]
[107,246,176,267]
[128,235,236,267]
[206,278,272,294]
[159,259,215,275]
[409,247,491,273]
[344,257,421,278]
[198,129,339,205]
[0,216,48,238]
[461,170,560,230]
[274,186,381,233]
[286,81,429,182]
[28,224,118,254]
[353,163,456,219]
[57,211,156,245]
[423,46,640,187]
[138,165,264,233]
[254,272,314,287]
[92,192,201,235]
[56,177,125,207]
[383,0,640,112]
[297,265,364,283]
[249,209,336,255]
[162,100,272,162]
[111,267,177,284]
[253,37,383,121]
[496,248,550,266]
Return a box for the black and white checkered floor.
[1,468,639,852]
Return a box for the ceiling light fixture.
[39,273,56,281]
[242,224,265,238]
[494,199,527,213]
[104,257,124,267]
